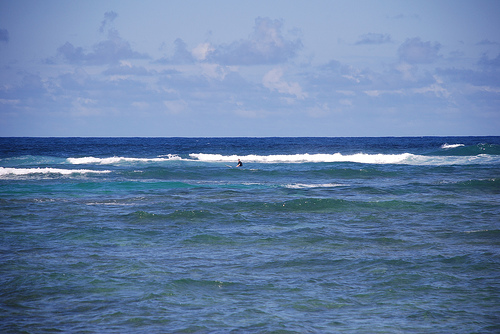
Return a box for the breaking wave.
[190,153,413,164]
[0,167,110,176]
[441,143,465,149]
[67,155,182,164]
[190,152,499,165]
[284,183,347,189]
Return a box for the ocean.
[1,137,499,333]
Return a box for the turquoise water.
[1,137,499,333]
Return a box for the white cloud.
[410,75,450,98]
[0,98,20,105]
[208,17,302,65]
[262,67,306,99]
[71,97,100,116]
[466,85,500,94]
[340,65,366,84]
[342,75,360,83]
[364,76,451,99]
[56,30,149,65]
[339,99,353,106]
[355,33,392,45]
[3,4,499,136]
[192,43,214,61]
[398,37,441,64]
[199,63,228,80]
[364,89,404,97]
[413,84,450,98]
[99,11,118,33]
[396,63,417,81]
[103,62,150,76]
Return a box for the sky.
[0,0,499,137]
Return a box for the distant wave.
[59,152,500,166]
[191,152,499,165]
[285,183,347,189]
[441,143,465,149]
[190,153,413,164]
[67,153,414,165]
[0,167,110,176]
[432,143,500,156]
[67,155,182,164]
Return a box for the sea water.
[1,137,499,333]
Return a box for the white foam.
[67,155,181,165]
[190,153,413,164]
[60,152,499,167]
[441,143,465,149]
[190,152,500,165]
[0,167,111,176]
[285,183,347,189]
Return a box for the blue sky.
[1,0,499,137]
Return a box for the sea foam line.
[63,152,499,166]
[190,153,499,165]
[285,183,347,189]
[67,155,182,165]
[190,153,413,164]
[0,167,110,176]
[441,143,465,149]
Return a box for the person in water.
[236,159,243,167]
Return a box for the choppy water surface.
[1,137,499,333]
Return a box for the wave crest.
[0,167,110,176]
[54,151,500,167]
[67,155,182,165]
[190,153,413,164]
[441,143,465,149]
[285,183,347,189]
[190,152,500,165]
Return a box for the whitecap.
[285,183,347,189]
[441,143,465,149]
[189,152,499,166]
[0,167,110,176]
[190,153,414,164]
[67,155,182,165]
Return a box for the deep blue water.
[1,137,499,333]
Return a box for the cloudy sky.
[1,0,499,137]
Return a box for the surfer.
[236,159,243,167]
